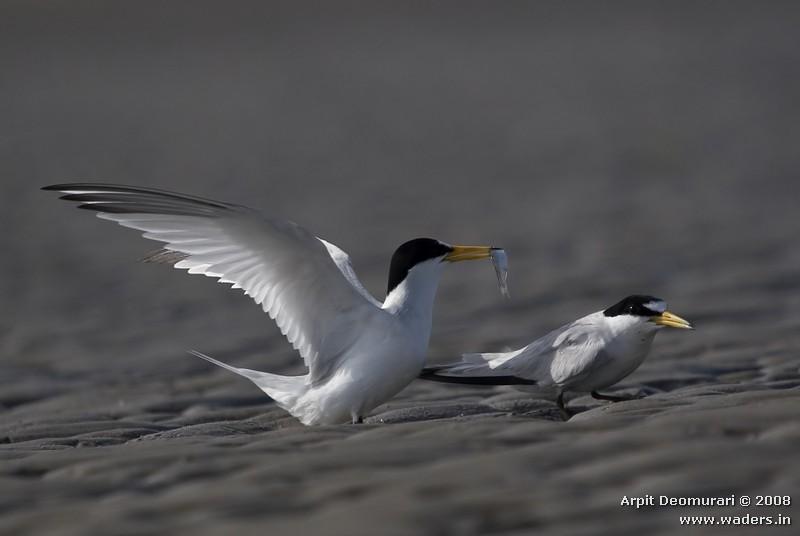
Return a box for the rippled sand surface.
[2,1,798,534]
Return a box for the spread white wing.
[44,183,383,383]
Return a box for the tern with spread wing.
[420,295,692,419]
[44,183,502,425]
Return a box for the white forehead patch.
[644,300,667,313]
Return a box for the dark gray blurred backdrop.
[2,1,799,377]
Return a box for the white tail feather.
[188,350,307,411]
[188,349,263,381]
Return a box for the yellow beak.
[444,245,493,262]
[652,311,693,329]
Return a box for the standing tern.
[43,183,502,425]
[420,295,692,419]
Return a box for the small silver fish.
[490,248,509,298]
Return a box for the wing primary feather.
[44,182,381,383]
[43,183,234,210]
[76,203,217,217]
[141,249,190,264]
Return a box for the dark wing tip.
[141,248,190,264]
[420,365,447,375]
[41,183,236,212]
[419,367,538,386]
[74,204,107,213]
[42,183,111,192]
[42,183,141,192]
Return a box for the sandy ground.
[2,1,799,534]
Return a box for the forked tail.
[189,350,307,410]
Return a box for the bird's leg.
[591,391,632,403]
[556,391,572,421]
[351,416,364,424]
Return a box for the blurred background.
[1,1,799,534]
[3,0,798,373]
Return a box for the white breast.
[570,323,657,392]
